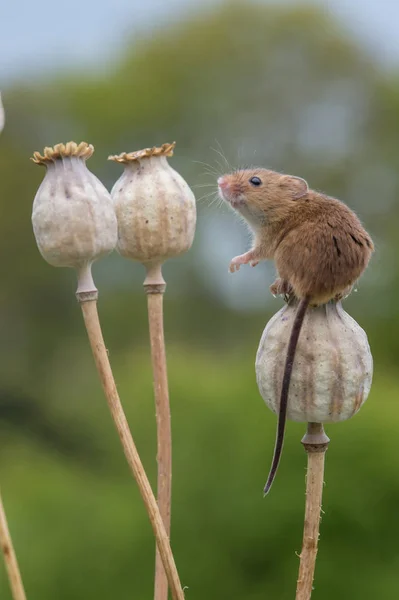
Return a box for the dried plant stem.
[295,423,330,600]
[144,264,171,600]
[0,489,27,600]
[78,294,184,600]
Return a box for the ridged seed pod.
[256,300,373,423]
[109,142,196,268]
[109,143,197,599]
[31,142,117,291]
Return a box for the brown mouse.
[217,168,374,494]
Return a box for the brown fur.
[218,168,373,304]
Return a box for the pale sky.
[1,0,399,84]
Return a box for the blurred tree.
[1,2,397,328]
[0,2,399,599]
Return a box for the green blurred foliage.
[0,1,399,598]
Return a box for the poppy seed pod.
[256,300,373,423]
[31,142,117,291]
[109,143,196,268]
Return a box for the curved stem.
[295,423,330,600]
[0,489,27,600]
[144,263,171,600]
[78,296,184,600]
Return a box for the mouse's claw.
[229,259,241,273]
[270,278,293,297]
[334,285,353,302]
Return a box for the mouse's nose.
[218,176,229,189]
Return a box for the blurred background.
[1,0,398,598]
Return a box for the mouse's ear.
[281,175,309,200]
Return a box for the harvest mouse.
[217,168,374,494]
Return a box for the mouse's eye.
[249,176,262,186]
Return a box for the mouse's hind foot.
[270,278,293,298]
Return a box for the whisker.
[208,194,224,209]
[193,183,217,189]
[193,160,216,173]
[197,189,218,201]
[212,139,232,171]
[210,150,230,174]
[192,160,220,176]
[198,192,221,207]
[207,155,225,176]
[201,170,220,179]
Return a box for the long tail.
[264,296,310,496]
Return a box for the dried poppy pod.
[256,299,373,423]
[31,143,185,599]
[108,142,196,277]
[110,143,196,600]
[31,142,117,294]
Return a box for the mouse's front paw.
[229,251,257,273]
[229,257,243,273]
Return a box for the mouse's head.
[218,168,309,226]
